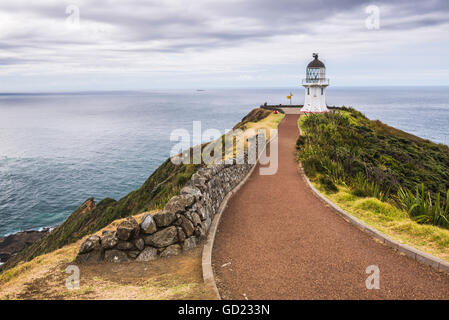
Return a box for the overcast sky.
[0,0,448,91]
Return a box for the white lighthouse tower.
[301,53,329,113]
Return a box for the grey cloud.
[0,0,448,72]
[0,57,44,65]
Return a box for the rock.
[0,229,49,264]
[79,235,101,254]
[136,247,158,261]
[163,194,195,215]
[147,226,178,248]
[194,225,206,239]
[182,237,197,251]
[195,202,208,220]
[179,215,195,237]
[140,213,157,234]
[191,172,208,190]
[116,240,136,251]
[184,211,193,222]
[177,227,186,242]
[173,216,182,226]
[116,217,139,241]
[153,211,176,228]
[127,250,140,259]
[159,244,182,258]
[143,234,153,245]
[190,212,202,226]
[101,231,118,250]
[198,168,213,180]
[180,185,202,199]
[104,249,129,263]
[134,238,145,251]
[75,249,103,264]
[203,217,212,232]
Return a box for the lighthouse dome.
[307,53,325,68]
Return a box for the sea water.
[0,87,448,237]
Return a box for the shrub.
[318,176,338,193]
[397,184,449,228]
[297,108,449,229]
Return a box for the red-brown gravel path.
[212,114,449,299]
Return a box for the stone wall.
[76,155,253,263]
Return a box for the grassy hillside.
[4,159,200,270]
[298,108,449,198]
[233,108,272,130]
[3,107,274,271]
[297,107,449,260]
[0,212,212,300]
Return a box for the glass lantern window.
[307,68,320,82]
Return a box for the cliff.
[2,108,273,271]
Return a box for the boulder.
[143,234,153,245]
[173,215,182,226]
[182,237,197,251]
[203,217,212,232]
[101,231,118,250]
[180,185,202,199]
[0,229,49,263]
[134,238,145,251]
[191,172,208,190]
[127,250,140,259]
[177,227,186,242]
[160,244,182,258]
[184,211,194,222]
[140,213,157,234]
[163,194,195,215]
[194,225,206,239]
[136,247,158,261]
[116,217,139,241]
[153,211,176,227]
[75,249,103,264]
[79,235,101,254]
[104,249,129,263]
[147,226,178,248]
[190,212,202,226]
[195,202,208,220]
[179,215,195,237]
[116,240,136,251]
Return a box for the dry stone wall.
[76,155,253,263]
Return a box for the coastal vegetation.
[2,108,279,272]
[0,107,283,299]
[297,108,449,260]
[0,212,212,300]
[3,159,200,271]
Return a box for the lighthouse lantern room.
[301,53,329,113]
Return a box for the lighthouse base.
[300,106,330,114]
[300,111,330,114]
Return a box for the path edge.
[299,164,449,274]
[297,115,449,274]
[202,117,284,300]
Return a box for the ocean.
[0,87,448,237]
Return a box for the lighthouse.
[301,53,329,113]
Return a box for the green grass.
[297,108,449,229]
[3,158,201,271]
[297,108,449,261]
[298,108,449,196]
[317,184,449,261]
[3,107,274,272]
[397,184,449,228]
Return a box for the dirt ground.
[213,114,449,300]
[0,213,214,300]
[1,245,214,300]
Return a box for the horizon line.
[1,85,448,95]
